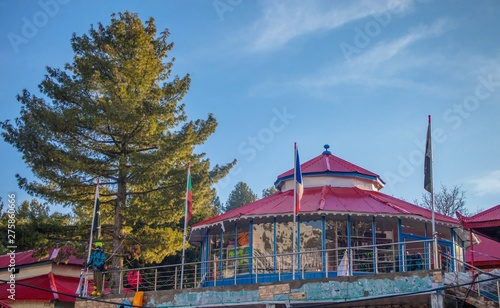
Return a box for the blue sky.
[1,0,499,215]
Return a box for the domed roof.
[190,145,459,238]
[274,145,385,192]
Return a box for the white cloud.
[294,18,453,90]
[248,0,415,53]
[470,170,500,196]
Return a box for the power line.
[0,279,143,308]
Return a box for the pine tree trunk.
[111,179,126,293]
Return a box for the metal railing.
[441,252,500,304]
[96,238,442,295]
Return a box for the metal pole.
[174,266,178,289]
[119,271,123,294]
[497,280,499,308]
[194,264,198,288]
[136,270,140,292]
[325,252,329,278]
[181,163,191,289]
[292,143,298,280]
[154,269,158,291]
[83,180,100,295]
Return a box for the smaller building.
[0,247,86,308]
[458,204,500,270]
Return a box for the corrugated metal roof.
[192,186,458,230]
[458,204,500,227]
[0,247,84,269]
[457,204,500,242]
[274,151,384,188]
[466,234,500,264]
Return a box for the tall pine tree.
[1,11,235,286]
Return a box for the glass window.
[253,222,274,274]
[325,217,348,272]
[375,217,399,273]
[276,221,294,272]
[351,216,374,273]
[299,219,322,271]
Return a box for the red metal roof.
[0,273,135,302]
[457,204,500,242]
[0,274,82,302]
[457,204,500,228]
[466,234,500,268]
[274,151,384,188]
[192,186,458,230]
[0,247,84,269]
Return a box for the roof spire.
[322,144,331,155]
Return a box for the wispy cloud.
[293,18,453,89]
[248,0,415,53]
[470,170,500,196]
[245,17,456,99]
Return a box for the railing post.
[325,252,329,278]
[433,235,439,270]
[301,253,304,279]
[194,264,198,288]
[278,256,281,281]
[136,270,140,292]
[119,271,124,294]
[101,273,106,294]
[402,244,407,272]
[496,279,499,308]
[476,279,480,296]
[154,269,158,291]
[214,260,217,287]
[174,266,178,290]
[375,247,379,274]
[233,256,237,285]
[348,248,352,276]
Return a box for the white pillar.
[431,292,443,308]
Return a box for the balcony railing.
[93,238,449,295]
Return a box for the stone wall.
[147,270,442,307]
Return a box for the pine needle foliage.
[1,12,235,267]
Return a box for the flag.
[294,144,303,214]
[185,163,193,222]
[424,115,433,193]
[92,180,101,240]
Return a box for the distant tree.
[211,194,224,214]
[262,186,278,198]
[415,184,469,218]
[225,182,257,212]
[0,11,235,289]
[0,199,73,255]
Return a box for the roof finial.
[323,144,331,155]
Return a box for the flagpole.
[292,143,297,280]
[181,163,191,289]
[425,115,438,269]
[81,179,99,296]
